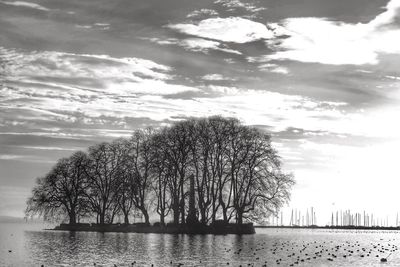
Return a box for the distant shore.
[52,222,256,234]
[255,225,400,231]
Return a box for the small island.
[26,117,294,234]
[54,222,256,234]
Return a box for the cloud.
[0,132,92,139]
[145,37,242,55]
[0,47,204,129]
[0,154,54,163]
[18,146,80,151]
[187,9,219,19]
[369,0,400,28]
[262,0,400,65]
[1,47,202,97]
[214,0,266,14]
[269,67,290,75]
[75,25,92,29]
[0,0,49,11]
[202,74,236,81]
[1,47,172,81]
[180,38,242,54]
[258,63,290,75]
[168,17,274,43]
[125,88,350,136]
[76,23,111,31]
[0,155,22,160]
[386,75,400,80]
[4,43,388,142]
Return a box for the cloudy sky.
[1,0,400,224]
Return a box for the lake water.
[1,222,400,266]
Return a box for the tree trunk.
[211,201,216,224]
[180,182,185,224]
[221,199,229,223]
[69,210,76,225]
[180,204,185,224]
[110,212,115,224]
[237,210,243,225]
[99,212,105,225]
[160,212,165,225]
[200,208,207,225]
[123,212,130,224]
[173,202,180,224]
[141,208,150,225]
[222,209,228,222]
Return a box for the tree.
[115,140,135,224]
[162,121,193,224]
[150,130,172,225]
[84,141,125,224]
[189,118,213,224]
[229,127,294,224]
[25,151,89,224]
[26,116,295,226]
[122,129,154,225]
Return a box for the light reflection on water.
[2,222,400,266]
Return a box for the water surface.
[1,222,400,266]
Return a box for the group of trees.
[26,116,294,225]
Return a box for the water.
[1,222,400,266]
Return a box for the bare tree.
[150,130,172,225]
[25,151,89,224]
[188,118,212,224]
[122,129,154,224]
[84,141,125,224]
[229,127,294,224]
[162,121,193,224]
[114,140,135,224]
[26,116,295,226]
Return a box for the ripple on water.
[2,223,400,266]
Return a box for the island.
[53,222,255,234]
[26,117,294,235]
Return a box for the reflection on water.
[24,230,250,266]
[2,222,400,266]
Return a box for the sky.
[1,0,400,225]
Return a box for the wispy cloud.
[187,9,219,19]
[214,0,266,15]
[0,154,23,160]
[257,63,290,75]
[3,43,386,142]
[145,37,242,55]
[0,0,50,11]
[17,146,80,151]
[202,74,236,81]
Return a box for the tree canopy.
[26,116,294,225]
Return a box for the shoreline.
[255,225,400,231]
[51,222,256,234]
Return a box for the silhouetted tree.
[84,141,125,224]
[25,151,89,224]
[150,129,172,225]
[26,116,295,225]
[162,121,193,224]
[122,129,154,224]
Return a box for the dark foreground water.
[1,222,400,267]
